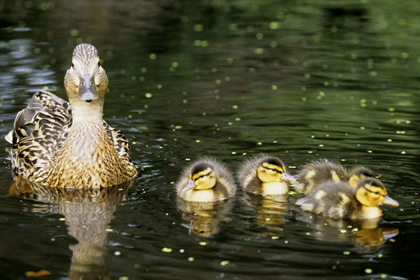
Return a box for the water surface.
[0,0,419,279]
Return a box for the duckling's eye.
[71,63,75,68]
[98,61,101,67]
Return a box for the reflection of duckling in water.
[296,211,399,254]
[292,159,376,194]
[177,198,234,237]
[238,155,294,195]
[243,193,288,235]
[176,158,236,202]
[297,178,399,220]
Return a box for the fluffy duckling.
[297,178,399,220]
[176,158,236,202]
[292,159,348,194]
[238,155,294,195]
[6,43,137,190]
[292,160,377,194]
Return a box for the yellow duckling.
[176,158,236,202]
[297,178,399,220]
[237,155,294,195]
[6,43,137,190]
[292,160,376,194]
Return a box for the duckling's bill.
[281,173,295,182]
[383,195,399,207]
[182,180,196,192]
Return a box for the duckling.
[176,158,236,202]
[292,159,348,194]
[296,178,399,220]
[6,43,137,190]
[292,160,377,194]
[238,155,294,195]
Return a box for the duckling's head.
[356,178,399,207]
[182,163,217,192]
[256,157,294,183]
[64,43,108,109]
[348,167,376,187]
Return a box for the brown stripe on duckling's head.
[256,156,294,183]
[348,166,377,187]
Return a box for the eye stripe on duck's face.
[362,185,386,197]
[192,168,213,181]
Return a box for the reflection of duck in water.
[243,193,288,236]
[237,155,294,195]
[292,159,376,194]
[19,181,133,279]
[297,178,399,220]
[177,198,234,237]
[175,158,236,202]
[6,43,137,193]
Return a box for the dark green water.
[0,0,419,279]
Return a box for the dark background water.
[0,0,419,279]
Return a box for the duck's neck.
[71,99,104,124]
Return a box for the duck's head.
[64,43,108,107]
[348,167,376,187]
[182,163,217,192]
[256,157,295,183]
[356,178,399,207]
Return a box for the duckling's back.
[292,160,348,194]
[297,182,361,219]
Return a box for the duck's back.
[7,91,72,180]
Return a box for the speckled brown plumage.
[296,178,399,220]
[6,43,137,190]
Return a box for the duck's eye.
[98,61,101,67]
[71,63,75,68]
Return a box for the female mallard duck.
[6,43,137,190]
[292,159,376,194]
[237,155,294,195]
[176,158,236,202]
[296,178,399,220]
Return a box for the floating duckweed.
[302,97,307,101]
[235,118,241,121]
[319,144,324,147]
[149,53,157,60]
[396,131,406,134]
[141,67,147,73]
[304,73,311,78]
[114,251,121,256]
[308,151,313,154]
[323,81,329,86]
[351,53,358,59]
[174,125,182,129]
[257,142,262,145]
[145,93,153,98]
[232,105,238,109]
[269,22,280,29]
[367,150,372,153]
[256,33,264,40]
[59,218,66,221]
[273,140,278,143]
[401,52,409,59]
[401,151,406,154]
[220,260,230,266]
[227,57,233,63]
[188,257,194,262]
[119,277,129,280]
[193,24,204,32]
[249,67,255,72]
[388,107,395,112]
[199,241,208,246]
[365,268,372,274]
[106,228,113,232]
[380,274,388,279]
[343,251,351,255]
[272,85,278,90]
[387,139,392,142]
[360,127,365,130]
[162,247,172,253]
[254,48,264,55]
[271,236,279,240]
[231,152,237,155]
[225,76,231,81]
[284,240,289,244]
[215,79,221,84]
[157,84,163,89]
[195,140,201,143]
[70,29,79,36]
[182,99,188,104]
[43,86,49,90]
[34,48,41,54]
[185,158,191,161]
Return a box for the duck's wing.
[7,91,72,179]
[103,121,133,163]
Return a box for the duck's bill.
[383,196,399,207]
[79,75,98,101]
[182,180,196,192]
[281,173,295,182]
